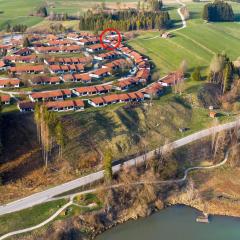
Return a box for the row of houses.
[88,92,144,107]
[49,64,85,74]
[44,56,92,65]
[0,78,20,88]
[18,99,84,112]
[35,45,82,54]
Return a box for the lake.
[96,205,240,240]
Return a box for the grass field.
[0,0,138,30]
[129,2,240,76]
[0,199,67,236]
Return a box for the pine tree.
[191,67,202,81]
[23,37,31,47]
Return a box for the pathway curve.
[0,144,235,240]
[143,0,187,41]
[0,199,73,240]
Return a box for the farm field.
[0,0,138,30]
[129,2,240,76]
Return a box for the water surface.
[96,205,240,240]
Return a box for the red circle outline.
[100,28,122,51]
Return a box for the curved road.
[0,120,239,216]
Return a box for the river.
[96,205,240,240]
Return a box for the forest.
[79,9,171,31]
[202,0,235,22]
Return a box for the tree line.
[5,23,28,33]
[202,0,235,22]
[79,9,171,31]
[208,53,235,94]
[34,104,65,168]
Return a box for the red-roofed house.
[0,95,10,104]
[0,78,20,88]
[89,68,111,79]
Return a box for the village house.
[115,77,140,91]
[103,58,129,71]
[46,39,73,46]
[49,64,84,74]
[73,85,112,96]
[9,65,44,74]
[160,72,184,86]
[86,44,104,53]
[94,51,120,61]
[89,68,111,79]
[0,95,10,105]
[30,89,72,102]
[141,82,164,99]
[35,45,81,54]
[14,47,32,56]
[0,78,20,88]
[44,56,92,65]
[136,69,150,83]
[4,55,37,64]
[62,73,91,83]
[18,101,35,112]
[30,76,62,85]
[45,99,84,112]
[88,91,144,107]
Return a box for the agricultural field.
[129,2,240,76]
[0,0,138,31]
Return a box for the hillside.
[0,93,220,203]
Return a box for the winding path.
[0,144,234,240]
[143,0,187,41]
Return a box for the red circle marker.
[100,28,122,51]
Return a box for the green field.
[129,2,240,76]
[0,0,138,30]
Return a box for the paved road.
[0,120,239,216]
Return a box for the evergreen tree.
[23,37,31,47]
[191,67,202,81]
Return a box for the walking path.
[0,144,234,240]
[143,0,187,41]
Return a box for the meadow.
[129,2,240,76]
[0,0,138,30]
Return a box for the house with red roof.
[9,65,44,74]
[14,47,32,56]
[86,44,104,53]
[94,51,120,61]
[0,78,20,88]
[30,89,72,102]
[18,101,35,112]
[73,85,111,96]
[0,95,10,104]
[88,91,144,107]
[45,99,84,112]
[30,76,62,85]
[89,68,111,79]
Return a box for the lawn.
[0,0,44,30]
[0,199,67,236]
[128,2,240,76]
